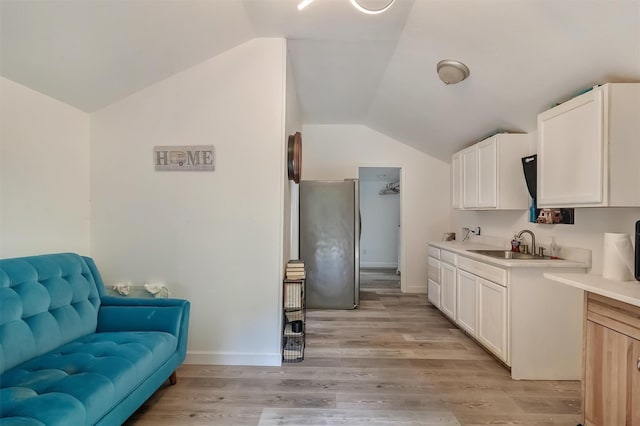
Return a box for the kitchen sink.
[467,249,557,260]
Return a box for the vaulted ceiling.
[2,0,639,161]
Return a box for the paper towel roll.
[603,233,635,281]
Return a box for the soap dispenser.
[549,237,560,259]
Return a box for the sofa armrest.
[97,297,190,358]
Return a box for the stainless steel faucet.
[516,229,536,255]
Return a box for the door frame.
[357,164,405,292]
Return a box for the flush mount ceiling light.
[436,59,471,85]
[349,0,396,14]
[298,0,396,15]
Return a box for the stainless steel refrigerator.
[299,180,360,309]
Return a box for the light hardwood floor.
[126,268,581,425]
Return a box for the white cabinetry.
[462,146,478,208]
[452,152,462,209]
[428,248,457,315]
[456,269,478,335]
[477,277,508,362]
[537,83,640,207]
[427,248,441,308]
[427,279,441,309]
[456,134,529,210]
[457,257,509,363]
[440,262,457,319]
[428,244,585,379]
[477,139,497,207]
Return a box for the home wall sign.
[154,145,215,171]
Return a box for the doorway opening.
[358,167,402,292]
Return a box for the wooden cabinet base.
[584,293,640,425]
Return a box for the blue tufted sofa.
[0,253,190,425]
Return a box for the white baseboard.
[361,262,398,268]
[404,284,427,294]
[185,351,282,366]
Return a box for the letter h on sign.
[155,150,169,166]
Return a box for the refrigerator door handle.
[354,180,360,308]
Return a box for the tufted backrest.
[0,253,102,374]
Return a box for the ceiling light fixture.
[436,59,470,85]
[297,0,314,11]
[297,0,396,14]
[349,0,396,15]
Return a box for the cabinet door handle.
[637,357,640,371]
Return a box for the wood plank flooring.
[125,268,581,425]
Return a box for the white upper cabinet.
[477,138,497,208]
[452,152,462,209]
[462,146,478,208]
[537,83,640,207]
[455,134,529,210]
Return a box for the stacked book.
[285,259,305,280]
[284,282,303,310]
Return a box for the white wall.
[90,38,289,366]
[454,204,640,274]
[302,124,451,293]
[0,77,90,258]
[359,180,400,268]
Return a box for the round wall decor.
[287,132,302,183]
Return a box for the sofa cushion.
[0,254,101,374]
[0,331,177,425]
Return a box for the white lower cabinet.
[427,255,441,308]
[455,269,508,363]
[477,277,508,363]
[428,249,455,314]
[427,256,440,281]
[427,278,441,308]
[428,245,509,365]
[427,243,585,380]
[440,262,457,319]
[456,270,478,335]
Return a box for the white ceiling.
[2,0,639,161]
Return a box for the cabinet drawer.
[428,245,441,259]
[457,256,507,287]
[587,293,640,341]
[428,257,441,282]
[441,249,457,265]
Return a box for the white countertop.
[544,272,640,308]
[429,240,590,269]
